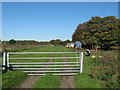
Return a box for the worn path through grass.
[7,46,87,88]
[60,54,75,88]
[20,76,39,88]
[20,54,54,88]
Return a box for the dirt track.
[20,55,75,88]
[20,56,53,88]
[20,76,39,88]
[60,56,75,88]
[60,76,74,88]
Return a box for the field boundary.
[3,52,84,76]
[90,67,120,78]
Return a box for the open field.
[2,45,119,88]
[2,2,119,89]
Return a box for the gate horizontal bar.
[23,70,79,73]
[12,65,80,67]
[12,68,80,70]
[53,73,78,75]
[10,62,80,64]
[9,52,80,54]
[28,73,78,76]
[9,57,80,59]
[28,74,46,75]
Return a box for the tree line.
[2,39,72,46]
[72,16,119,50]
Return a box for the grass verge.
[2,70,28,88]
[74,73,102,88]
[74,50,119,88]
[74,54,103,88]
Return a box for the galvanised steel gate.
[3,52,83,76]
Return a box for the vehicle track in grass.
[20,55,54,88]
[60,76,74,88]
[20,76,39,88]
[20,53,75,88]
[60,55,75,88]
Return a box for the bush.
[91,50,119,88]
[2,70,28,88]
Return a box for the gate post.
[80,52,83,73]
[7,53,9,70]
[3,52,6,70]
[3,52,8,71]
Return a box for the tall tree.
[72,16,119,50]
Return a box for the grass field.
[32,75,60,88]
[2,45,119,88]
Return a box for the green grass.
[9,53,52,63]
[2,70,28,88]
[8,46,84,88]
[22,45,72,52]
[74,50,119,88]
[91,50,119,88]
[75,73,102,88]
[74,55,103,88]
[32,75,60,88]
[9,46,77,73]
[3,45,119,88]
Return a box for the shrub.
[91,50,119,88]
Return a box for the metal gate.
[3,52,83,76]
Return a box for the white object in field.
[71,43,75,47]
[92,55,96,58]
[85,49,91,56]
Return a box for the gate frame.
[3,52,84,75]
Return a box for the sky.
[2,2,118,41]
[2,0,120,2]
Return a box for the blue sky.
[2,2,118,41]
[2,0,120,2]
